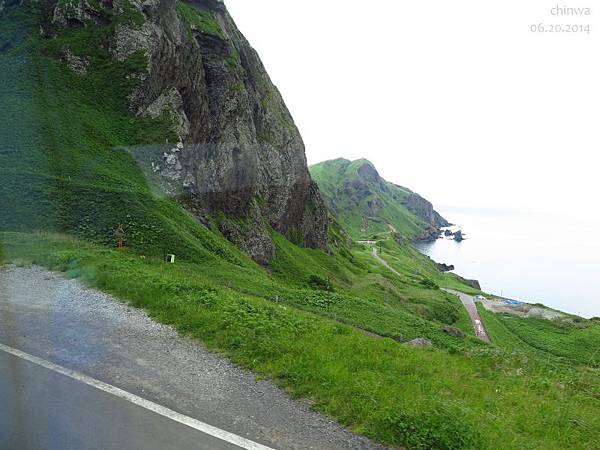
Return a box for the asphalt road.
[442,289,491,342]
[0,266,385,450]
[0,349,243,450]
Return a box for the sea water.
[414,207,600,318]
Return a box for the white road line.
[0,342,274,450]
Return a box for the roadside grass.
[2,232,600,450]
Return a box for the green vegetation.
[307,274,334,291]
[479,305,600,367]
[3,232,599,450]
[310,158,430,239]
[1,3,599,449]
[0,2,246,264]
[175,1,241,76]
[176,1,224,39]
[226,46,242,72]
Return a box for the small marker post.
[115,224,125,251]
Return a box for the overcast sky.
[226,0,599,218]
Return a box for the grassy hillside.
[1,3,599,450]
[310,158,436,239]
[479,305,600,367]
[0,1,475,336]
[3,232,599,450]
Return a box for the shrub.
[419,278,439,290]
[308,274,334,291]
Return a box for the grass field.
[479,304,600,367]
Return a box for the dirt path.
[372,247,401,276]
[442,289,490,342]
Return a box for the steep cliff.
[403,193,450,229]
[310,158,449,239]
[2,0,328,263]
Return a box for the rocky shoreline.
[412,224,481,288]
[413,226,466,243]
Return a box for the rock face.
[415,227,442,242]
[455,276,481,290]
[403,193,450,229]
[437,263,455,272]
[442,325,465,338]
[48,0,328,263]
[406,338,433,347]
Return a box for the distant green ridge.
[310,158,448,240]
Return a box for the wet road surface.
[0,266,385,450]
[0,349,245,450]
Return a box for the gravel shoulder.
[0,265,386,450]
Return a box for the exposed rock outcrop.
[47,0,328,263]
[406,338,433,347]
[415,227,441,242]
[403,193,450,228]
[443,325,465,338]
[357,162,381,183]
[437,263,455,272]
[60,46,90,75]
[455,276,481,290]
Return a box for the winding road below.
[442,289,490,342]
[371,247,490,342]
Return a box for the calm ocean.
[414,207,600,318]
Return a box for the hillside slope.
[4,232,600,450]
[0,0,480,354]
[0,0,327,264]
[310,158,449,240]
